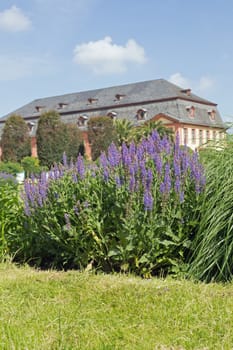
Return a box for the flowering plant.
[20,132,205,275]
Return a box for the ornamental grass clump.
[20,131,205,276]
[188,137,233,282]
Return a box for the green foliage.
[36,110,65,167]
[88,116,118,160]
[36,110,83,167]
[18,135,204,275]
[64,123,84,160]
[0,161,23,175]
[114,118,133,145]
[0,183,23,258]
[1,114,31,162]
[188,136,233,282]
[132,120,174,143]
[21,156,41,177]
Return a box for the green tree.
[1,114,31,162]
[36,110,83,167]
[88,116,118,160]
[114,118,133,145]
[36,110,64,167]
[65,124,84,160]
[132,120,174,142]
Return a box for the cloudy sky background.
[0,0,233,123]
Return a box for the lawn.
[0,263,232,349]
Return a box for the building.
[0,79,226,159]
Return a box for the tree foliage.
[88,116,118,160]
[132,120,174,143]
[36,110,83,167]
[1,114,31,162]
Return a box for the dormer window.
[88,98,98,104]
[115,94,126,101]
[181,88,191,96]
[77,115,88,127]
[136,108,147,120]
[27,121,35,132]
[107,111,117,119]
[58,102,68,109]
[208,109,216,121]
[35,105,44,113]
[186,105,195,118]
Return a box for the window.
[58,103,68,109]
[199,129,203,145]
[27,122,35,132]
[208,109,216,121]
[115,94,126,101]
[186,105,195,118]
[35,106,44,113]
[206,130,210,141]
[183,128,188,144]
[107,111,117,119]
[77,115,88,126]
[191,129,196,144]
[181,88,191,96]
[136,108,147,120]
[88,98,98,104]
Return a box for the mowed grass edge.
[0,263,232,350]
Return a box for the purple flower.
[160,163,171,196]
[144,190,153,211]
[76,154,85,179]
[108,143,121,167]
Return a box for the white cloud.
[0,6,31,32]
[169,72,214,92]
[73,36,147,74]
[169,72,190,88]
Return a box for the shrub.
[19,132,204,275]
[88,116,118,160]
[0,161,23,176]
[1,114,31,162]
[0,181,23,258]
[21,157,41,177]
[36,111,83,167]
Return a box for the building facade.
[0,79,226,159]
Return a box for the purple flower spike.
[144,190,153,211]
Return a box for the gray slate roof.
[0,78,217,121]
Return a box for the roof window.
[181,88,191,96]
[136,108,147,121]
[58,103,68,109]
[186,105,195,118]
[35,105,44,113]
[77,115,88,127]
[115,94,126,101]
[208,109,216,121]
[107,111,117,119]
[88,98,98,104]
[27,121,35,132]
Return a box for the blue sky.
[0,0,233,123]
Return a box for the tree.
[1,114,31,162]
[114,118,133,145]
[88,116,118,160]
[36,110,83,167]
[132,120,174,142]
[65,124,84,160]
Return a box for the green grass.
[0,263,233,349]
